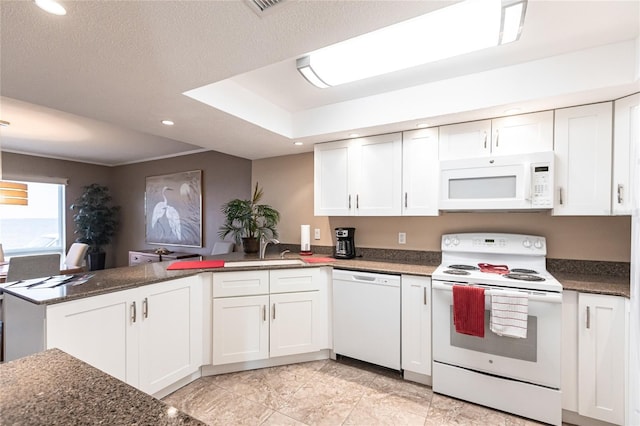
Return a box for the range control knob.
[444,237,451,246]
[452,237,460,246]
[523,239,532,248]
[534,239,544,249]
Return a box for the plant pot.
[242,237,259,254]
[88,252,106,271]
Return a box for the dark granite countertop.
[0,348,205,426]
[1,252,629,304]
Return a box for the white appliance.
[439,151,554,211]
[431,233,563,425]
[332,269,400,370]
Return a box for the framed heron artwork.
[145,170,202,247]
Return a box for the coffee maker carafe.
[334,227,356,259]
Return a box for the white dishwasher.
[332,269,401,370]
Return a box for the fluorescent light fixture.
[297,0,527,88]
[293,141,303,146]
[161,120,175,126]
[34,0,67,16]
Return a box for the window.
[0,181,65,258]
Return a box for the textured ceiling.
[0,0,639,166]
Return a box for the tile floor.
[163,357,553,426]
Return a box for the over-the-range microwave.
[439,151,554,211]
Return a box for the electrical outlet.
[398,232,406,244]
[314,228,321,240]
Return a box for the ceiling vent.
[244,0,289,16]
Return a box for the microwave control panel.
[531,163,552,207]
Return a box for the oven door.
[432,280,562,389]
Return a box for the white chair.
[211,242,234,255]
[6,254,61,282]
[64,243,89,269]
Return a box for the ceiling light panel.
[34,0,67,16]
[297,0,527,88]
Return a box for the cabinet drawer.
[270,268,321,293]
[213,270,269,297]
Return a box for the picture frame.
[145,170,202,247]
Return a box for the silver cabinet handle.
[262,305,266,322]
[405,192,408,208]
[356,194,359,209]
[483,131,487,149]
[423,287,427,306]
[131,301,137,323]
[559,187,563,205]
[348,195,351,209]
[617,184,623,204]
[495,129,499,147]
[272,303,276,320]
[586,306,590,329]
[143,297,148,319]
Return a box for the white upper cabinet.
[612,93,639,215]
[439,111,553,160]
[439,120,492,160]
[402,128,439,216]
[314,133,402,216]
[553,102,613,216]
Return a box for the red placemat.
[167,260,226,270]
[303,257,336,263]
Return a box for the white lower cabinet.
[212,268,329,366]
[46,275,204,395]
[401,275,431,379]
[562,291,628,425]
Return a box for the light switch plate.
[314,228,321,240]
[398,232,406,244]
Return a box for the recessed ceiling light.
[34,0,67,16]
[293,141,303,146]
[0,120,10,127]
[349,133,359,138]
[416,123,429,128]
[161,120,175,126]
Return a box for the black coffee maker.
[334,227,356,259]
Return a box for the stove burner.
[448,264,479,271]
[443,269,471,276]
[504,273,546,282]
[510,268,539,274]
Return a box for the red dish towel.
[453,285,486,337]
[166,260,225,270]
[303,257,337,263]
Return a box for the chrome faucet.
[259,236,280,259]
[280,249,291,259]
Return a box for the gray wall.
[111,151,251,266]
[1,150,252,268]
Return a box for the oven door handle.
[432,281,563,304]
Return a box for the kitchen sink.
[224,259,306,268]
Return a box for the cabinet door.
[401,275,431,376]
[46,288,139,387]
[213,270,269,297]
[553,102,613,215]
[354,133,402,216]
[314,140,354,216]
[138,276,203,395]
[612,93,640,215]
[270,291,321,358]
[439,120,491,160]
[578,294,626,425]
[212,295,269,365]
[561,291,579,412]
[491,111,553,156]
[402,128,439,216]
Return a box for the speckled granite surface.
[1,249,629,304]
[0,348,204,426]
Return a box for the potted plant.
[218,183,280,253]
[70,183,120,270]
